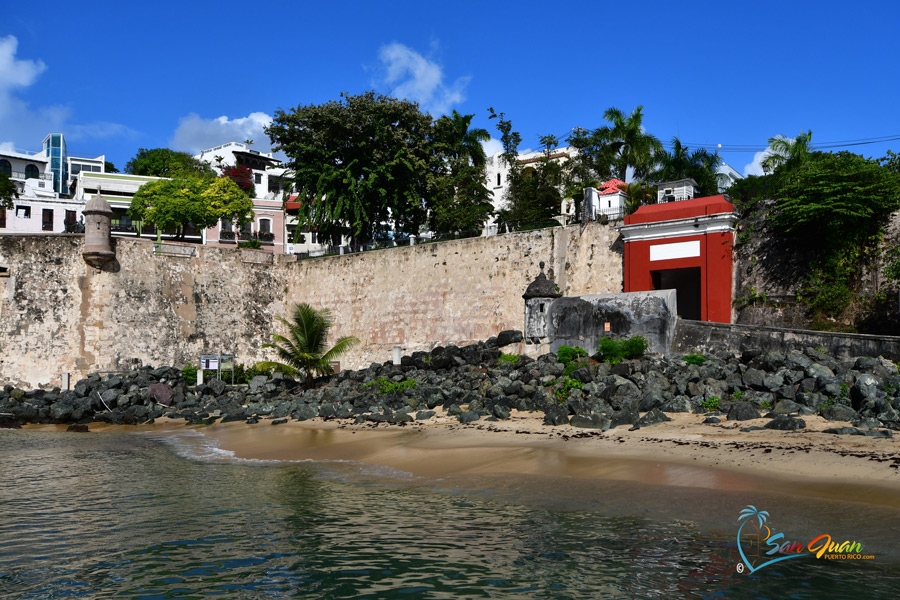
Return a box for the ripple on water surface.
[0,429,897,599]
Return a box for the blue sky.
[2,0,899,177]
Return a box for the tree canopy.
[772,150,900,242]
[125,148,215,178]
[0,172,17,210]
[268,91,434,243]
[128,176,253,238]
[648,137,720,197]
[567,105,663,183]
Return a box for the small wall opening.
[652,267,701,320]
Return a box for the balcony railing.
[218,231,274,244]
[7,171,53,181]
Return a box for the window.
[0,208,5,228]
[42,209,54,231]
[65,210,76,225]
[70,163,81,174]
[258,219,271,234]
[16,205,31,219]
[25,164,40,179]
[497,173,501,186]
[220,219,232,232]
[0,159,10,177]
[254,173,262,185]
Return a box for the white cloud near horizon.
[376,42,469,116]
[170,112,274,155]
[0,35,134,151]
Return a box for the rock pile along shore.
[1,331,898,438]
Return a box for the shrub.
[182,363,198,385]
[556,345,587,365]
[238,239,262,249]
[499,353,519,364]
[683,354,706,366]
[700,396,720,412]
[555,377,585,403]
[364,377,417,395]
[596,335,649,364]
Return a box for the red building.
[617,181,736,323]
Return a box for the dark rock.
[819,404,858,422]
[823,427,892,438]
[148,383,175,406]
[726,401,760,421]
[739,426,766,432]
[492,405,511,420]
[570,414,610,430]
[496,330,523,347]
[765,415,806,430]
[416,410,435,420]
[703,416,721,424]
[457,411,480,424]
[543,406,569,426]
[293,404,319,421]
[772,399,803,415]
[248,375,268,391]
[447,403,462,416]
[245,416,260,424]
[271,418,288,425]
[610,409,638,428]
[66,424,89,432]
[636,407,672,427]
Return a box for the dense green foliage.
[0,172,17,209]
[125,148,215,178]
[104,161,119,173]
[128,176,252,239]
[596,336,649,364]
[556,345,587,365]
[499,353,519,363]
[256,303,360,388]
[772,151,900,241]
[268,92,492,243]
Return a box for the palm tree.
[649,137,721,196]
[761,130,813,173]
[435,110,490,167]
[737,505,770,569]
[256,303,359,388]
[597,106,664,181]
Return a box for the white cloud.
[170,112,274,154]
[0,35,45,97]
[376,42,469,116]
[481,137,503,157]
[743,136,797,176]
[0,35,132,151]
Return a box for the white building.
[0,133,107,234]
[716,163,743,193]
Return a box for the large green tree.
[267,91,433,244]
[128,176,252,239]
[0,172,17,209]
[125,148,215,178]
[429,110,493,233]
[648,137,720,197]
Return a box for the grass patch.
[499,353,519,364]
[683,354,706,366]
[700,396,720,412]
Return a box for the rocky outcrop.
[2,341,898,437]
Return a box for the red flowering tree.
[220,164,256,198]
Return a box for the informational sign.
[200,354,219,370]
[604,322,611,332]
[220,354,234,371]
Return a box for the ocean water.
[0,429,897,599]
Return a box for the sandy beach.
[60,408,900,510]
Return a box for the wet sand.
[75,409,897,509]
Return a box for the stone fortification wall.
[0,223,622,388]
[672,319,900,361]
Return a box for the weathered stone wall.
[672,319,900,361]
[0,222,622,388]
